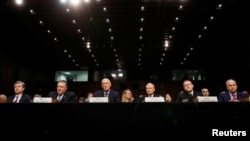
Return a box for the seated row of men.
[0,78,249,103]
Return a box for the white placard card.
[33,97,52,103]
[144,97,165,102]
[89,97,109,103]
[197,96,218,102]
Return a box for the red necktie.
[232,94,237,101]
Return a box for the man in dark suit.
[176,79,203,102]
[48,80,77,103]
[218,79,246,102]
[8,81,31,103]
[138,82,162,102]
[94,77,120,102]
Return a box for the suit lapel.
[226,92,231,101]
[60,93,67,103]
[19,95,24,103]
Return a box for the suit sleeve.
[218,92,225,102]
[115,92,121,102]
[69,92,77,103]
[175,93,182,102]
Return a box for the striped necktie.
[13,96,19,103]
[58,95,62,102]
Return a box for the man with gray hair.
[7,81,31,103]
[93,77,120,102]
[218,79,245,102]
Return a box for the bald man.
[218,79,245,102]
[93,78,120,102]
[0,94,7,103]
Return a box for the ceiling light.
[15,0,23,5]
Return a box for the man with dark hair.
[48,80,77,103]
[176,79,203,102]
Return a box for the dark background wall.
[0,0,249,100]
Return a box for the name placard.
[33,97,52,103]
[197,96,218,102]
[89,97,109,103]
[145,97,165,102]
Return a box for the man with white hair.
[93,77,120,102]
[138,82,162,102]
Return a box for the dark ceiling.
[1,0,249,80]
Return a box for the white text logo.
[212,129,246,136]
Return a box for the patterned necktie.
[232,94,237,101]
[104,92,108,97]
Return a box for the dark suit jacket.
[48,91,77,103]
[176,91,203,102]
[94,90,120,103]
[8,94,31,103]
[218,91,245,102]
